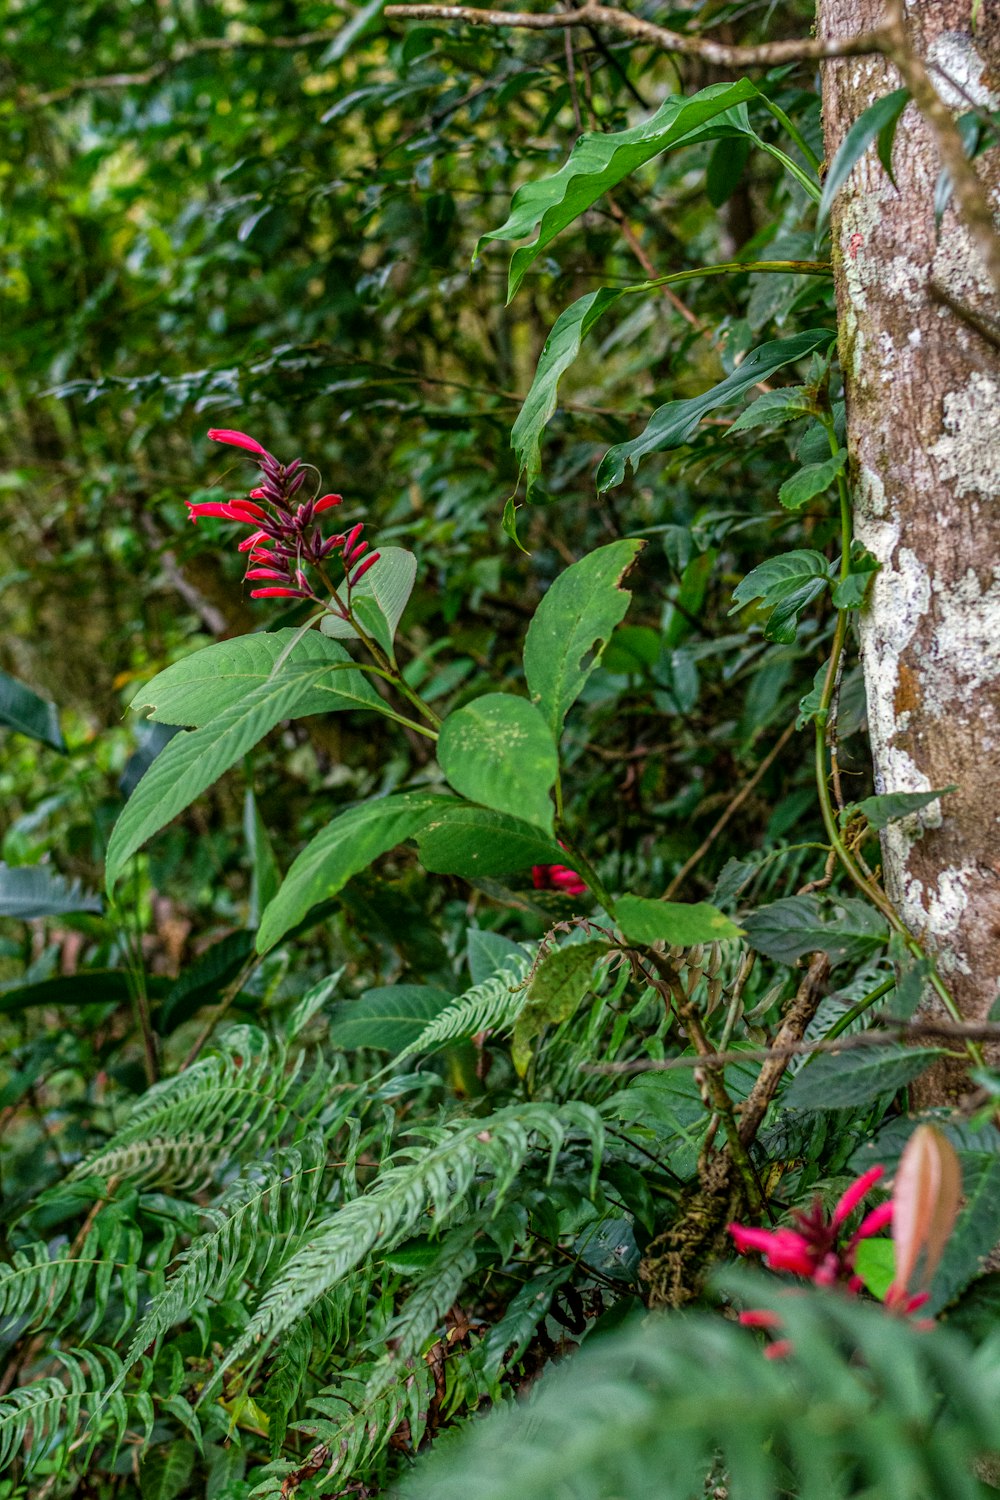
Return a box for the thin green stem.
[618,259,830,302]
[758,96,824,173]
[556,833,616,913]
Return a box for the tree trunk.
[819,0,1000,1100]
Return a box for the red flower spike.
[250,586,310,599]
[343,522,364,555]
[350,552,380,586]
[208,428,269,456]
[832,1165,885,1226]
[238,530,267,552]
[851,1202,894,1243]
[245,568,288,581]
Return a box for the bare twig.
[663,719,797,900]
[383,6,888,68]
[738,952,829,1145]
[587,1015,1000,1074]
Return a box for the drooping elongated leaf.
[524,541,643,740]
[478,80,759,301]
[783,1046,943,1110]
[416,806,564,880]
[129,630,381,727]
[730,549,832,645]
[512,941,609,1076]
[256,791,453,952]
[159,930,256,1031]
[596,330,835,491]
[854,786,957,832]
[328,985,454,1052]
[615,895,742,947]
[107,657,363,892]
[0,863,102,920]
[437,693,558,833]
[319,547,417,661]
[0,971,171,1016]
[244,787,280,926]
[0,669,65,753]
[742,895,887,967]
[818,88,909,226]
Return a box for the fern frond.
[381,1221,480,1361]
[0,1347,128,1477]
[73,1026,324,1187]
[392,956,531,1067]
[396,1277,1000,1500]
[0,1217,140,1350]
[220,1101,603,1381]
[115,1137,331,1385]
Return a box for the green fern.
[391,955,531,1066]
[396,1276,1000,1500]
[0,1348,129,1477]
[216,1100,603,1384]
[0,1214,140,1348]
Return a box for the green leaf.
[129,630,382,727]
[523,540,643,740]
[467,928,528,986]
[706,135,752,207]
[140,1440,197,1500]
[818,88,909,226]
[831,549,880,608]
[854,786,957,832]
[319,547,417,661]
[0,669,65,752]
[596,330,835,491]
[107,656,371,893]
[0,970,171,1016]
[614,894,742,947]
[853,1238,896,1300]
[437,693,558,833]
[778,449,846,510]
[512,287,626,502]
[256,791,453,952]
[244,787,280,926]
[328,985,454,1052]
[728,387,815,431]
[512,941,608,1076]
[742,895,887,967]
[0,863,102,919]
[416,806,564,880]
[730,549,832,645]
[478,80,760,301]
[930,1152,1000,1312]
[160,931,256,1031]
[783,1046,943,1110]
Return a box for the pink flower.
[207,428,270,456]
[728,1167,889,1291]
[191,430,380,611]
[532,863,587,896]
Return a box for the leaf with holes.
[512,941,609,1076]
[524,540,643,740]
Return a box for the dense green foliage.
[2,2,999,1497]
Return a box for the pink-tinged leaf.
[891,1125,962,1295]
[207,428,268,456]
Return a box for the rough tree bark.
[819,0,1000,1100]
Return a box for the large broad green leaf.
[416,806,565,880]
[524,541,643,740]
[512,941,609,1076]
[107,657,364,893]
[0,669,65,753]
[478,80,759,301]
[730,549,832,645]
[783,1046,944,1111]
[742,895,887,968]
[614,895,742,947]
[319,546,417,661]
[129,629,382,727]
[0,863,102,919]
[437,693,558,833]
[256,791,453,952]
[596,330,835,492]
[327,985,454,1052]
[467,928,529,986]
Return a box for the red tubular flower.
[729,1167,890,1289]
[314,493,342,513]
[250,586,310,598]
[208,428,270,456]
[832,1166,885,1226]
[350,552,380,586]
[186,501,240,522]
[728,1225,817,1277]
[532,863,587,897]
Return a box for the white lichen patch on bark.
[914,566,1000,713]
[926,32,1000,111]
[928,374,1000,498]
[898,861,978,975]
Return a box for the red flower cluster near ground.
[531,863,587,896]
